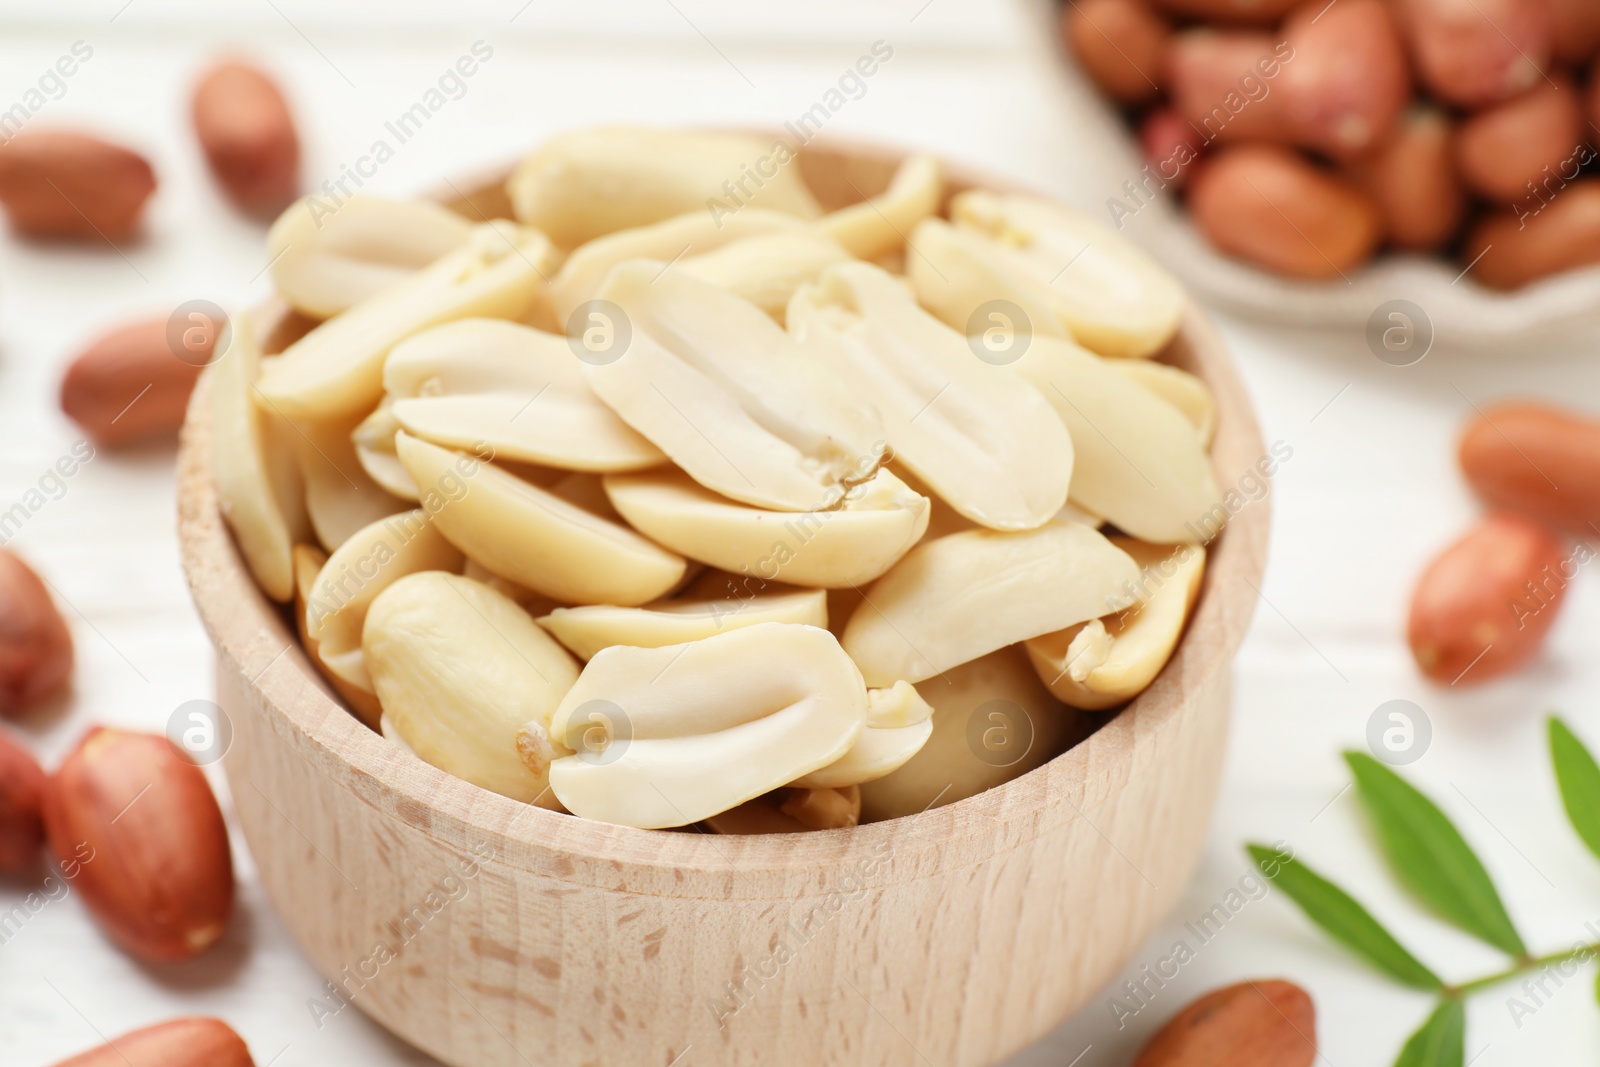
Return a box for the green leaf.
[1548,717,1600,864]
[1248,844,1442,990]
[1345,752,1526,958]
[1392,999,1465,1067]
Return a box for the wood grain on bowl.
[177,139,1270,1067]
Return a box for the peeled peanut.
[43,728,234,962]
[0,130,155,240]
[1133,980,1316,1067]
[1408,512,1570,684]
[543,623,867,828]
[1016,337,1222,543]
[351,398,418,500]
[942,190,1187,359]
[1188,145,1382,279]
[303,508,464,694]
[49,1017,255,1067]
[678,231,854,323]
[365,572,577,804]
[291,411,407,552]
[859,647,1086,822]
[384,319,663,472]
[1148,0,1299,23]
[0,549,73,716]
[815,154,944,262]
[588,261,882,512]
[60,318,207,449]
[1027,540,1205,710]
[1138,109,1206,192]
[547,207,805,322]
[1463,180,1600,289]
[1456,78,1582,203]
[395,433,685,606]
[1110,359,1216,445]
[212,315,309,602]
[866,680,936,729]
[509,127,822,248]
[1062,0,1168,104]
[255,221,558,422]
[192,59,299,214]
[789,261,1074,530]
[0,729,45,872]
[790,715,932,789]
[1396,0,1551,107]
[1458,401,1600,539]
[538,588,827,660]
[1166,32,1292,145]
[292,543,382,728]
[267,195,473,319]
[1280,0,1409,160]
[605,467,927,588]
[1349,107,1464,253]
[841,519,1139,687]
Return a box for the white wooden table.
[2,2,1599,1063]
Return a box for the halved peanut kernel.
[788,261,1073,531]
[384,318,663,471]
[303,509,464,694]
[267,194,473,318]
[790,717,932,789]
[256,221,558,422]
[678,231,853,323]
[292,543,382,728]
[537,588,827,661]
[816,154,944,261]
[1013,336,1222,545]
[548,207,806,323]
[841,519,1139,687]
[351,398,419,500]
[290,410,407,552]
[394,432,686,607]
[865,680,935,729]
[211,314,309,602]
[604,466,927,589]
[508,128,821,249]
[587,262,883,512]
[544,622,866,828]
[364,572,577,805]
[1110,359,1217,447]
[907,217,1071,346]
[858,646,1087,822]
[1026,541,1207,710]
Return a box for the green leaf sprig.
[1249,716,1600,1066]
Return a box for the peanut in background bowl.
[177,136,1270,1067]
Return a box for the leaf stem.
[1444,941,1600,998]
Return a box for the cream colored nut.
[588,261,883,511]
[939,190,1185,359]
[778,785,861,830]
[255,221,559,423]
[351,398,419,500]
[548,207,806,322]
[1109,359,1217,447]
[364,572,577,805]
[394,432,686,606]
[290,411,408,552]
[790,716,932,789]
[908,217,1070,345]
[678,231,853,324]
[378,712,415,754]
[303,509,464,693]
[703,792,812,834]
[537,588,827,661]
[1026,540,1206,710]
[508,128,821,249]
[267,195,473,318]
[603,466,928,588]
[384,318,663,472]
[1013,336,1222,545]
[211,314,309,602]
[841,519,1139,687]
[544,623,867,828]
[292,542,383,728]
[859,647,1087,822]
[865,680,934,729]
[816,153,944,261]
[788,261,1073,531]
[462,558,562,615]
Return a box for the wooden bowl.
[177,138,1270,1067]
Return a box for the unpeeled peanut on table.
[1458,401,1600,539]
[42,728,235,962]
[49,1017,255,1067]
[0,729,46,872]
[1464,181,1600,289]
[60,317,213,449]
[1061,0,1169,105]
[1133,979,1316,1067]
[0,548,73,717]
[0,129,155,240]
[1408,512,1572,685]
[192,59,299,214]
